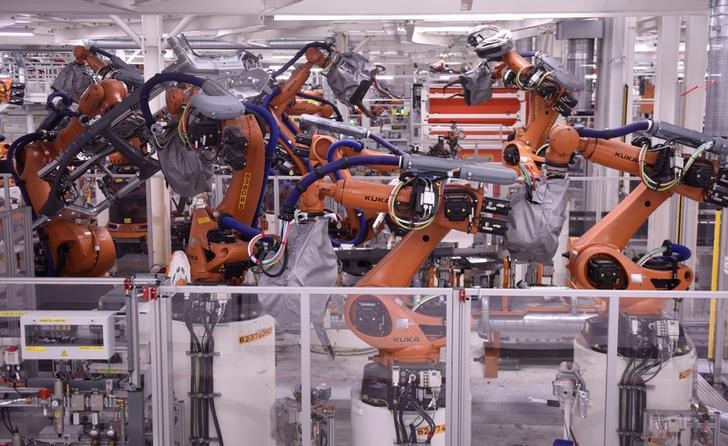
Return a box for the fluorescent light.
[0,31,33,37]
[275,13,592,22]
[376,75,394,80]
[14,20,32,24]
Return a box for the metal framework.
[0,277,723,445]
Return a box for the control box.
[20,311,116,360]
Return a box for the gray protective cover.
[259,219,338,334]
[189,93,246,120]
[459,63,493,106]
[156,134,214,197]
[325,52,374,107]
[51,62,93,103]
[506,177,569,264]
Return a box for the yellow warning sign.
[239,327,273,344]
[417,424,446,436]
[0,311,26,317]
[38,318,67,324]
[679,368,692,380]
[60,351,68,357]
[25,347,46,353]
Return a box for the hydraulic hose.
[281,113,299,135]
[219,216,261,240]
[295,91,344,122]
[241,102,280,228]
[280,154,400,221]
[667,243,691,262]
[369,133,407,156]
[8,132,58,274]
[326,140,364,180]
[46,92,79,118]
[271,42,333,79]
[139,72,207,127]
[576,121,651,139]
[262,87,279,110]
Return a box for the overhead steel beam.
[0,0,707,15]
[166,14,195,39]
[275,0,707,17]
[109,14,141,47]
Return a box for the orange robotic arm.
[267,46,334,174]
[15,51,129,276]
[545,124,723,313]
[300,174,510,364]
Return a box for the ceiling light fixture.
[274,13,591,22]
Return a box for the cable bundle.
[185,297,226,446]
[387,174,445,231]
[637,140,713,192]
[247,221,290,277]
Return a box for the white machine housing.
[172,314,276,446]
[350,388,446,446]
[570,333,696,444]
[20,311,116,360]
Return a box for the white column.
[681,15,710,289]
[647,15,681,250]
[591,17,636,212]
[141,14,171,269]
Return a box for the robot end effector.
[547,122,728,207]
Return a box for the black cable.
[392,398,402,444]
[408,423,417,443]
[259,245,288,278]
[397,387,407,444]
[408,394,435,444]
[185,298,203,442]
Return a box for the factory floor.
[275,332,564,446]
[276,332,728,446]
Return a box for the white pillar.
[591,17,636,212]
[647,16,681,250]
[680,15,710,290]
[141,14,171,269]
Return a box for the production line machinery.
[465,25,728,445]
[7,21,728,446]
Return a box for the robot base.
[172,314,276,446]
[570,333,696,445]
[351,388,446,446]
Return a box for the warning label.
[239,327,273,344]
[417,424,446,436]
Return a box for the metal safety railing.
[0,277,723,446]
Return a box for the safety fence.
[0,277,723,445]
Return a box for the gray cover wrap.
[506,177,569,264]
[157,135,214,197]
[259,219,338,334]
[51,62,93,103]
